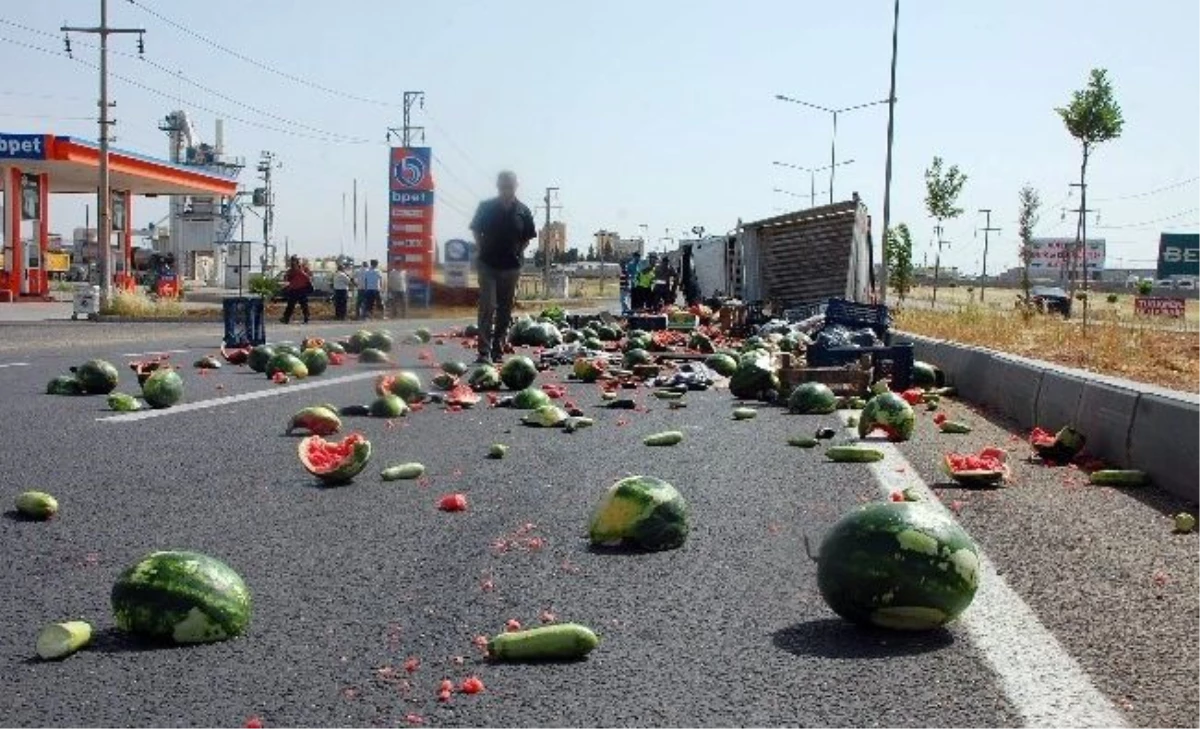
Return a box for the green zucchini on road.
[732,407,757,420]
[381,462,425,481]
[826,445,886,463]
[644,431,684,446]
[36,621,92,660]
[788,436,819,448]
[938,421,972,434]
[1088,469,1148,487]
[488,623,600,661]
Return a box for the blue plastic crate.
[223,296,266,347]
[824,298,892,340]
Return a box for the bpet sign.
[1157,233,1199,278]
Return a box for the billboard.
[1156,233,1199,278]
[1028,238,1106,274]
[386,147,435,303]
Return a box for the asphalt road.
[0,319,1196,728]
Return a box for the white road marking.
[98,369,383,423]
[120,348,191,358]
[838,413,1127,728]
[0,362,30,369]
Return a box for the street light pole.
[773,159,856,208]
[829,111,839,204]
[879,0,900,305]
[775,95,890,204]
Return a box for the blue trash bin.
[223,296,266,347]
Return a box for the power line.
[1091,176,1199,203]
[1095,208,1199,230]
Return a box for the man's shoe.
[491,352,504,364]
[474,354,490,364]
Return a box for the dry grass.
[904,284,1200,325]
[102,290,184,318]
[896,305,1199,392]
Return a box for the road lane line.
[0,362,30,369]
[97,369,383,423]
[838,413,1127,728]
[120,348,191,357]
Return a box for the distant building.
[540,221,567,258]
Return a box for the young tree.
[1056,67,1124,325]
[1016,184,1041,307]
[884,223,914,300]
[924,156,968,306]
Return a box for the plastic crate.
[627,314,668,331]
[784,301,828,322]
[824,298,893,340]
[223,296,266,347]
[805,342,913,390]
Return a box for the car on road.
[1154,279,1176,289]
[1028,285,1072,317]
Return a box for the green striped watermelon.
[816,502,980,630]
[111,550,251,644]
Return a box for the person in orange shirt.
[280,255,312,324]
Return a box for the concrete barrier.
[1130,394,1200,502]
[898,331,1199,504]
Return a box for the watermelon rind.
[788,382,838,414]
[588,476,689,551]
[111,550,251,644]
[512,388,553,411]
[857,391,916,442]
[369,394,409,418]
[817,502,980,631]
[386,371,424,403]
[298,433,373,485]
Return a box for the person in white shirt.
[352,263,366,318]
[358,259,384,320]
[332,264,352,320]
[387,266,408,319]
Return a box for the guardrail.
[895,331,1199,504]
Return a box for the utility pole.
[257,151,280,270]
[62,0,145,307]
[541,186,561,295]
[976,209,1000,301]
[931,224,950,307]
[352,178,358,252]
[879,0,900,304]
[387,91,426,147]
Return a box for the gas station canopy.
[1,134,238,196]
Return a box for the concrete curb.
[896,331,1199,504]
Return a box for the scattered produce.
[732,407,757,420]
[522,405,568,427]
[788,435,819,448]
[246,345,275,373]
[111,550,251,644]
[300,348,330,376]
[1030,426,1086,463]
[266,353,308,380]
[339,404,371,417]
[442,361,469,376]
[939,420,973,434]
[287,406,341,436]
[438,493,468,512]
[729,352,779,400]
[899,388,925,406]
[704,353,738,377]
[943,448,1009,487]
[487,623,599,662]
[107,392,142,412]
[512,388,553,410]
[413,328,431,344]
[141,369,184,409]
[653,389,684,400]
[369,394,409,418]
[193,356,221,370]
[368,331,396,352]
[589,475,688,551]
[488,443,509,459]
[467,364,503,391]
[445,384,482,408]
[46,375,84,396]
[129,357,170,386]
[377,371,423,403]
[825,445,885,463]
[1088,470,1149,487]
[382,463,426,481]
[1174,513,1197,534]
[572,357,606,383]
[643,430,684,446]
[813,501,980,630]
[911,360,944,389]
[16,490,58,520]
[72,359,120,394]
[36,621,92,660]
[815,427,836,440]
[358,348,391,364]
[500,356,539,390]
[220,345,251,365]
[563,416,595,433]
[298,433,373,485]
[857,391,916,442]
[431,373,458,391]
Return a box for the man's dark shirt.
[470,197,537,270]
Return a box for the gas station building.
[0,132,238,301]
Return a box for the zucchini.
[564,416,595,433]
[601,391,617,401]
[652,390,684,400]
[37,621,92,660]
[732,407,757,420]
[939,421,972,434]
[826,445,885,463]
[926,401,940,412]
[644,430,684,446]
[339,404,371,417]
[16,491,58,520]
[487,443,509,459]
[488,623,599,661]
[667,401,687,409]
[787,436,819,449]
[381,462,425,481]
[1088,469,1149,487]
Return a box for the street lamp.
[879,0,901,305]
[774,94,890,203]
[773,159,856,208]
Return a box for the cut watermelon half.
[445,384,481,408]
[298,432,372,485]
[943,448,1010,487]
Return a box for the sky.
[1,0,1198,275]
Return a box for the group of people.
[621,251,678,314]
[279,257,408,325]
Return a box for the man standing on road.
[387,266,408,320]
[470,170,537,363]
[358,260,383,319]
[332,264,351,321]
[621,252,640,314]
[634,254,656,312]
[280,255,312,325]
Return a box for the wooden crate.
[718,305,747,333]
[778,364,870,396]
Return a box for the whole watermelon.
[386,371,423,403]
[500,356,539,390]
[912,361,944,389]
[623,348,653,368]
[367,331,394,352]
[73,359,120,394]
[817,502,980,631]
[111,550,251,643]
[705,353,738,377]
[788,382,838,414]
[467,364,502,391]
[512,387,552,410]
[729,353,778,400]
[589,476,688,551]
[300,348,330,377]
[267,353,308,379]
[142,370,184,409]
[246,345,276,374]
[346,330,373,354]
